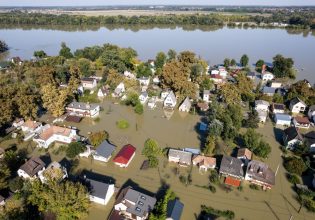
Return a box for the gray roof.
[95,140,116,158]
[86,178,112,199]
[19,157,45,177]
[246,160,275,186]
[290,97,306,107]
[219,156,244,178]
[255,100,270,107]
[309,105,315,112]
[166,91,177,103]
[124,188,156,218]
[167,199,184,220]
[283,126,303,142]
[67,101,99,111]
[262,86,276,94]
[275,113,291,122]
[168,149,192,165]
[179,97,191,109]
[247,72,255,77]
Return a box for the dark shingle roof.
[167,199,184,220]
[86,178,111,199]
[290,97,306,107]
[283,127,303,142]
[246,160,275,186]
[219,156,244,178]
[19,157,45,177]
[95,140,116,159]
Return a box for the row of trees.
[0,40,8,53]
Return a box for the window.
[135,207,141,212]
[138,201,144,206]
[140,195,146,200]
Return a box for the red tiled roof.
[113,144,136,165]
[294,116,310,124]
[225,177,241,187]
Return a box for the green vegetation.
[124,92,144,115]
[116,119,130,129]
[66,142,85,158]
[243,128,271,158]
[59,42,73,59]
[249,184,260,190]
[149,189,176,220]
[283,156,307,176]
[240,54,249,67]
[0,40,8,53]
[0,163,10,190]
[272,54,295,79]
[243,109,259,128]
[286,80,315,106]
[286,173,301,184]
[89,130,109,146]
[33,50,47,58]
[296,187,315,212]
[142,139,162,168]
[200,205,235,220]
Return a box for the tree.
[255,59,264,70]
[219,83,241,105]
[142,139,161,157]
[136,63,152,78]
[208,119,223,137]
[41,84,68,117]
[283,156,307,175]
[77,58,92,77]
[33,50,47,58]
[240,54,249,67]
[0,163,10,190]
[273,54,295,78]
[177,51,197,69]
[190,63,203,82]
[235,73,255,101]
[243,109,259,128]
[167,49,177,61]
[230,59,236,66]
[105,68,124,88]
[243,129,271,158]
[199,75,214,91]
[66,142,85,158]
[59,42,73,59]
[155,52,166,69]
[89,130,109,146]
[0,40,8,53]
[27,180,89,220]
[9,177,24,192]
[149,189,176,220]
[223,58,230,68]
[134,103,144,115]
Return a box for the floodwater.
[0,26,315,82]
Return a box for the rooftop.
[167,199,184,220]
[19,157,45,177]
[86,178,113,199]
[95,140,116,158]
[168,149,192,165]
[237,148,252,160]
[219,156,244,178]
[113,144,136,165]
[67,101,99,111]
[246,160,275,186]
[36,125,72,141]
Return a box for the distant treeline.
[0,11,314,29]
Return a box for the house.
[153,76,160,84]
[166,199,184,220]
[192,155,216,171]
[124,71,136,80]
[179,97,191,112]
[33,124,77,148]
[274,113,292,126]
[112,82,125,98]
[270,81,282,88]
[283,126,303,150]
[271,103,285,114]
[147,97,157,109]
[164,91,177,109]
[219,156,244,180]
[86,178,115,206]
[237,148,252,165]
[114,187,156,220]
[289,97,307,114]
[12,118,24,128]
[97,85,110,98]
[11,56,23,65]
[261,71,274,81]
[79,145,95,158]
[308,105,315,121]
[210,74,223,84]
[113,144,136,168]
[168,149,192,166]
[138,76,150,86]
[38,161,68,183]
[211,69,219,75]
[245,160,275,190]
[81,77,97,90]
[93,140,116,163]
[304,131,315,152]
[262,86,276,96]
[255,100,270,112]
[247,71,256,80]
[219,69,228,78]
[139,92,149,105]
[257,110,268,123]
[197,102,209,111]
[161,90,170,100]
[66,101,100,118]
[17,157,46,179]
[203,90,210,102]
[293,116,311,129]
[21,120,42,134]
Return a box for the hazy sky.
[1,0,315,7]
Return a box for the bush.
[89,130,109,146]
[179,175,187,185]
[116,119,129,129]
[201,205,235,220]
[286,173,301,184]
[209,170,219,185]
[283,156,307,176]
[9,177,24,192]
[93,117,100,122]
[209,185,216,193]
[143,139,161,157]
[134,103,144,114]
[66,142,85,158]
[249,184,260,190]
[148,156,159,168]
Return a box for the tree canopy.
[0,40,8,53]
[272,54,295,78]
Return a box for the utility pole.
[275,163,280,176]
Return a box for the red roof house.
[113,144,136,168]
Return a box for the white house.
[38,161,68,183]
[12,118,24,128]
[152,76,160,84]
[255,100,270,112]
[261,71,274,81]
[97,85,110,98]
[257,110,268,123]
[161,90,170,100]
[147,96,157,109]
[219,69,228,78]
[112,82,125,98]
[283,126,303,150]
[308,105,315,121]
[87,178,115,206]
[138,76,150,86]
[33,124,77,148]
[124,71,136,80]
[164,91,177,109]
[270,82,282,88]
[21,120,42,133]
[93,140,116,163]
[17,157,46,180]
[203,90,210,102]
[81,77,97,90]
[66,101,100,118]
[211,70,219,75]
[274,113,292,126]
[114,187,156,220]
[139,92,149,105]
[289,97,307,114]
[179,97,192,112]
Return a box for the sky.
[1,0,315,7]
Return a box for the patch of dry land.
[1,99,314,220]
